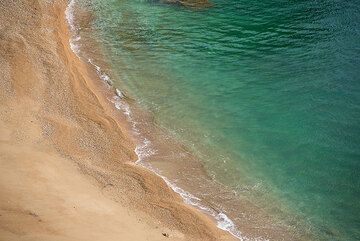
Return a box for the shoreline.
[63,1,309,241]
[0,0,235,240]
[65,0,246,239]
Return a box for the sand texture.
[0,0,235,240]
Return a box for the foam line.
[64,1,250,239]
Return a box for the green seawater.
[79,0,360,239]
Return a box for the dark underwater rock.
[159,0,211,7]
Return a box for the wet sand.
[0,0,235,240]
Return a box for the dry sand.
[0,0,236,240]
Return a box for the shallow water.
[74,0,360,240]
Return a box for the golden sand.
[0,0,235,240]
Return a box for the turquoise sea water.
[78,0,360,240]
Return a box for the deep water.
[80,0,360,239]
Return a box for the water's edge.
[65,1,247,240]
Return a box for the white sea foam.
[65,0,81,54]
[136,156,248,240]
[115,88,124,98]
[65,0,76,31]
[64,1,247,239]
[111,95,131,118]
[88,59,113,86]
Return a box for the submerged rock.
[160,0,211,7]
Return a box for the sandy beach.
[0,0,236,240]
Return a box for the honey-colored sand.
[0,0,235,240]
